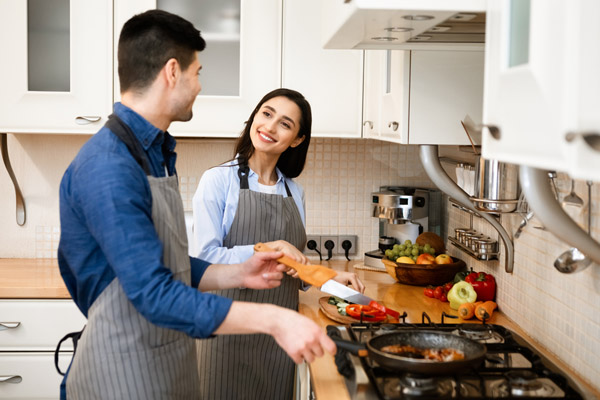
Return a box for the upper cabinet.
[282,0,363,138]
[363,49,484,145]
[0,0,113,134]
[115,0,282,137]
[482,0,600,181]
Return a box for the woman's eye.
[282,122,291,129]
[262,111,271,117]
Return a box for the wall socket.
[338,235,358,255]
[305,235,322,256]
[304,235,358,258]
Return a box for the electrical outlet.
[304,235,321,256]
[320,235,338,260]
[338,235,358,256]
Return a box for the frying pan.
[332,330,486,375]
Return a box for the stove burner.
[454,324,504,343]
[489,371,564,398]
[374,324,399,335]
[397,374,451,397]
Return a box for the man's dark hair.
[234,88,312,179]
[118,9,206,92]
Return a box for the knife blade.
[319,279,375,306]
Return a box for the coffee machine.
[364,186,442,269]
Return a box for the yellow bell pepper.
[447,281,477,310]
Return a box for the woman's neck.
[248,153,279,185]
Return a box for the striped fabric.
[66,175,199,399]
[196,186,307,400]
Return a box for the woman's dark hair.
[118,9,206,92]
[234,88,312,178]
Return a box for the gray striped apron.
[65,115,198,399]
[196,163,307,400]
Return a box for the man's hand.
[240,251,288,289]
[215,303,337,364]
[264,240,307,279]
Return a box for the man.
[57,9,335,399]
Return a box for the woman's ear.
[289,135,305,149]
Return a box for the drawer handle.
[0,322,20,331]
[0,375,22,384]
[388,121,399,131]
[75,116,101,125]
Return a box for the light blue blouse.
[191,160,306,264]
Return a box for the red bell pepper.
[368,300,400,319]
[345,304,386,322]
[465,272,496,301]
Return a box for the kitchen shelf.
[448,236,499,261]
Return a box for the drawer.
[0,300,86,351]
[0,352,71,399]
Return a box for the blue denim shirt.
[57,103,233,339]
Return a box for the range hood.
[322,0,486,50]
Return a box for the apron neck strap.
[237,159,293,197]
[105,114,152,175]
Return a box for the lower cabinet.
[0,300,86,399]
[0,353,73,399]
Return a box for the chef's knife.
[319,279,375,306]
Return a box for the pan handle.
[331,338,368,357]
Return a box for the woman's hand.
[332,271,365,293]
[263,240,307,278]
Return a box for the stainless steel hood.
[322,0,486,50]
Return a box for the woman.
[192,88,364,400]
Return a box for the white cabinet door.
[115,0,282,138]
[409,50,484,145]
[482,0,568,172]
[366,50,483,145]
[282,0,363,138]
[0,0,113,134]
[0,352,72,399]
[379,50,410,143]
[0,300,86,351]
[362,50,385,139]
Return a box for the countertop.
[1,258,598,398]
[299,260,600,400]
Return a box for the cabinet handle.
[363,121,373,129]
[0,322,20,331]
[388,121,399,131]
[75,116,102,125]
[0,375,22,384]
[483,124,501,140]
[565,131,600,150]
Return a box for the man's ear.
[289,135,305,148]
[163,58,180,88]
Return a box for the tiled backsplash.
[0,134,598,391]
[175,137,437,257]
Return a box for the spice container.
[456,228,477,245]
[464,233,485,249]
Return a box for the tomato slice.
[345,304,386,322]
[368,300,400,319]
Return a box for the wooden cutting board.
[318,297,389,324]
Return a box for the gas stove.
[327,314,585,399]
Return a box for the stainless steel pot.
[474,157,520,212]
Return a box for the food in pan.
[380,344,465,361]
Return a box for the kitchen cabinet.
[482,0,600,181]
[0,0,113,134]
[363,49,484,144]
[282,0,364,138]
[0,299,86,399]
[115,0,282,138]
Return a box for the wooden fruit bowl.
[381,257,466,286]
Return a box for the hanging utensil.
[561,179,584,208]
[553,181,593,273]
[254,243,337,286]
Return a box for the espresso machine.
[364,186,442,269]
